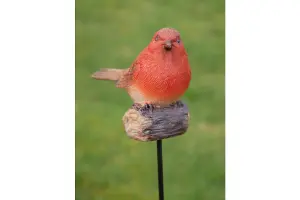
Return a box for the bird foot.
[171,101,184,108]
[132,101,184,111]
[132,102,154,113]
[132,103,142,110]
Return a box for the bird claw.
[174,101,184,108]
[144,102,153,109]
[140,103,154,113]
[132,102,154,113]
[132,103,142,110]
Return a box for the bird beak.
[164,40,172,50]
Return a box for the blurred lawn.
[75,0,225,200]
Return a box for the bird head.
[148,27,186,53]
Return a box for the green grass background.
[75,0,225,199]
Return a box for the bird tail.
[91,68,124,81]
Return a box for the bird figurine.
[92,27,191,107]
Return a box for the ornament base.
[122,101,190,142]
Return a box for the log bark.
[122,101,190,142]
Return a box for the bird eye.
[155,35,160,41]
[177,39,181,44]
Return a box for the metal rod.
[156,140,164,200]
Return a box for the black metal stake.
[156,140,164,200]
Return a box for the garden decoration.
[91,27,191,200]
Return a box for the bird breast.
[133,62,191,102]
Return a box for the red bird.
[92,27,191,106]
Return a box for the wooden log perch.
[122,101,190,142]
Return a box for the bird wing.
[115,61,137,88]
[115,47,148,88]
